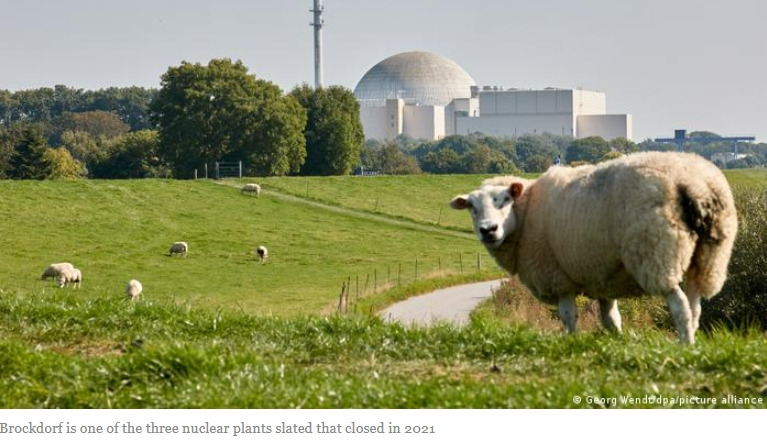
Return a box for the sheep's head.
[450,182,524,249]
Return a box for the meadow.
[0,169,765,408]
[0,179,497,315]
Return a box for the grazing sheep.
[126,279,142,301]
[41,262,75,282]
[168,241,188,257]
[450,152,737,344]
[58,267,82,288]
[256,245,268,262]
[241,183,261,196]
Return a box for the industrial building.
[353,51,632,141]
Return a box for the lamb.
[450,152,737,344]
[126,279,142,301]
[241,183,261,196]
[256,245,268,262]
[41,262,75,282]
[58,267,82,288]
[168,241,188,257]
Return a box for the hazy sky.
[2,0,765,142]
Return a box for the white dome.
[354,51,476,107]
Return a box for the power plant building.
[354,51,632,141]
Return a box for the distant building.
[354,51,632,141]
[457,87,632,140]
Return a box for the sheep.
[58,267,82,288]
[168,241,188,257]
[450,152,737,344]
[126,279,142,301]
[41,262,75,282]
[241,183,261,196]
[256,245,268,262]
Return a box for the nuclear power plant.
[310,4,632,142]
[353,51,632,141]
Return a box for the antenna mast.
[311,0,324,88]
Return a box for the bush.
[701,187,767,329]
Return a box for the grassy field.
[0,179,496,315]
[1,169,765,408]
[1,293,765,408]
[257,174,498,232]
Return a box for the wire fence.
[336,252,493,314]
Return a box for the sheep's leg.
[558,295,578,334]
[599,299,622,333]
[685,286,702,333]
[666,286,694,344]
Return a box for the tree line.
[2,58,765,180]
[0,59,363,180]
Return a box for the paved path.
[380,279,505,327]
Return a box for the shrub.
[701,187,767,330]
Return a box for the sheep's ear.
[510,182,524,199]
[450,195,470,210]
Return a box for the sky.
[2,0,765,142]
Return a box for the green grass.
[723,168,767,188]
[1,170,766,408]
[0,293,765,408]
[0,179,494,315]
[257,175,496,232]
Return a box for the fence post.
[215,162,220,180]
[238,161,242,178]
[204,163,208,179]
[194,169,198,179]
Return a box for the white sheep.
[168,241,188,257]
[41,262,74,282]
[256,245,268,262]
[450,152,738,344]
[241,183,261,196]
[58,267,82,288]
[126,279,142,301]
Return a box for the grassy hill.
[0,179,497,315]
[1,170,765,408]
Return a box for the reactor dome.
[354,51,476,108]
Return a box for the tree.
[91,130,169,178]
[610,137,638,153]
[290,84,364,176]
[8,126,52,179]
[514,134,559,172]
[461,145,514,174]
[420,148,461,174]
[54,110,130,143]
[150,59,307,178]
[44,147,86,180]
[60,130,101,165]
[375,141,421,175]
[565,136,610,164]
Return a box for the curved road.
[380,279,505,327]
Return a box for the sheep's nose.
[479,225,498,236]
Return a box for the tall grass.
[0,293,765,408]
